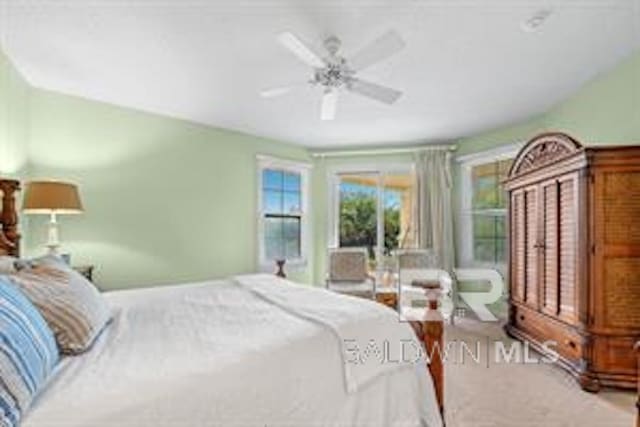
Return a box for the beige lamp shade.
[23,181,84,214]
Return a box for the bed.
[0,179,444,427]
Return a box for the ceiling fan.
[261,30,406,121]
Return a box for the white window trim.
[457,143,523,269]
[326,160,415,262]
[256,155,312,272]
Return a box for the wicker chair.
[396,249,437,270]
[326,247,376,299]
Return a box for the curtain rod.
[310,144,457,158]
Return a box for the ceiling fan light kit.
[261,30,405,121]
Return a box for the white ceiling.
[1,0,639,147]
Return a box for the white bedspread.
[234,274,427,394]
[24,277,442,427]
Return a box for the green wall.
[457,51,640,155]
[25,90,311,289]
[544,52,640,143]
[0,51,29,177]
[0,51,31,250]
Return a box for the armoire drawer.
[591,336,638,375]
[512,305,583,364]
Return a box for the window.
[458,144,521,267]
[257,156,310,269]
[263,169,302,259]
[471,159,513,264]
[328,163,417,274]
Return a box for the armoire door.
[510,189,526,303]
[539,173,578,324]
[510,186,539,308]
[557,173,578,324]
[541,178,559,316]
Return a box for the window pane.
[283,217,300,238]
[472,214,507,264]
[265,216,301,260]
[472,174,499,209]
[473,215,496,239]
[263,189,283,214]
[261,165,305,263]
[495,216,506,238]
[496,239,507,264]
[265,217,284,260]
[263,169,283,190]
[283,172,301,192]
[339,175,378,260]
[283,218,301,258]
[474,238,497,263]
[496,187,507,209]
[283,191,301,213]
[470,158,513,264]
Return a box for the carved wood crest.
[509,132,582,178]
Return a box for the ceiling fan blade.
[277,32,326,68]
[347,78,402,104]
[260,86,295,98]
[348,30,405,72]
[320,89,338,121]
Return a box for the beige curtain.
[414,149,455,272]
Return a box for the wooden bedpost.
[410,287,445,420]
[0,179,20,256]
[424,289,444,417]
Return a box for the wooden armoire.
[504,132,640,391]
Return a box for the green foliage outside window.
[339,193,400,259]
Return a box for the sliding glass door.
[332,167,416,274]
[338,173,380,267]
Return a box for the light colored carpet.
[443,318,636,427]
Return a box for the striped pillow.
[10,264,112,354]
[0,277,59,427]
[0,257,17,274]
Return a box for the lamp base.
[45,244,61,255]
[46,213,61,255]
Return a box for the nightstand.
[73,265,94,282]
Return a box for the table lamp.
[23,181,84,254]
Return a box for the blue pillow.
[0,277,59,426]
